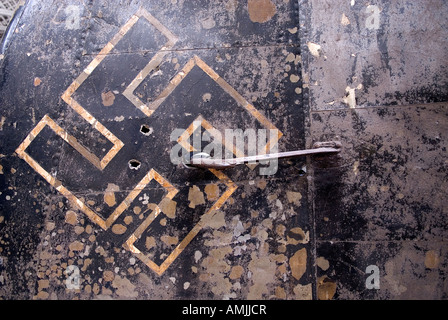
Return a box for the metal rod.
[186,141,341,170]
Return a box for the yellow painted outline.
[124,168,236,276]
[20,7,180,229]
[61,7,178,170]
[126,55,283,153]
[15,115,178,230]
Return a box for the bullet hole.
[140,124,153,136]
[128,159,141,170]
[140,125,150,134]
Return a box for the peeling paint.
[247,0,277,23]
[342,84,363,109]
[289,248,307,281]
[188,185,205,209]
[317,276,336,300]
[101,91,115,107]
[104,183,119,207]
[341,13,350,26]
[1,0,445,302]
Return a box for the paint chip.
[290,74,300,83]
[161,235,179,246]
[206,210,226,229]
[112,224,127,235]
[101,91,115,106]
[341,13,350,26]
[286,191,302,206]
[194,250,202,263]
[133,206,141,215]
[307,42,322,58]
[353,160,359,175]
[145,236,156,250]
[293,283,312,300]
[34,77,42,86]
[124,215,133,225]
[247,0,276,23]
[317,276,337,300]
[229,265,244,280]
[104,183,119,207]
[159,197,177,219]
[200,17,216,29]
[204,183,219,201]
[288,227,309,244]
[202,93,212,102]
[69,241,84,251]
[188,185,205,208]
[289,248,307,280]
[103,270,115,282]
[342,84,363,109]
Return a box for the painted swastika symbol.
[16,7,282,276]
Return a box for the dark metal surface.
[0,0,447,300]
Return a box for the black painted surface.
[0,0,447,300]
[1,0,310,299]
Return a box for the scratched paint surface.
[302,0,448,299]
[0,0,447,300]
